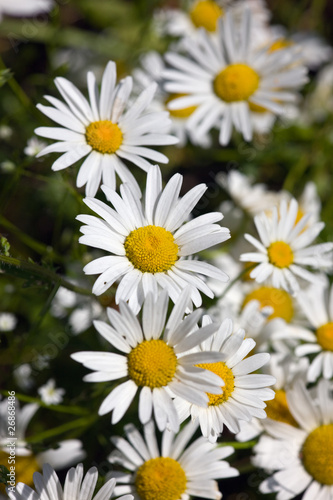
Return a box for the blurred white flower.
[0,0,53,21]
[38,378,65,405]
[24,137,47,157]
[0,312,17,331]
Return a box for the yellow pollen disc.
[269,38,293,53]
[242,286,294,322]
[190,0,223,32]
[302,425,333,485]
[135,457,187,500]
[265,389,298,426]
[124,225,179,274]
[267,241,294,268]
[0,452,40,494]
[85,120,123,154]
[165,93,197,118]
[213,64,260,103]
[196,361,235,405]
[127,339,178,388]
[316,322,333,351]
[248,101,268,113]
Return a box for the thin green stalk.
[218,264,257,301]
[0,391,89,416]
[0,254,92,296]
[0,215,63,263]
[24,416,97,443]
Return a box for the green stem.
[0,254,92,296]
[218,264,256,301]
[0,215,63,263]
[25,416,97,443]
[0,391,89,416]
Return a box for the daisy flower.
[236,352,308,442]
[38,378,65,405]
[108,420,239,500]
[8,463,133,500]
[253,379,333,500]
[0,0,53,20]
[71,288,226,432]
[35,61,178,197]
[77,164,230,311]
[163,10,308,145]
[289,282,333,382]
[133,51,211,147]
[0,399,85,488]
[240,198,333,294]
[174,316,275,441]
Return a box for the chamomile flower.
[174,317,275,441]
[133,51,211,147]
[71,288,226,432]
[236,353,308,442]
[164,10,308,145]
[35,61,178,197]
[8,463,133,500]
[108,420,239,500]
[240,198,333,294]
[77,164,230,311]
[253,379,333,500]
[0,0,53,20]
[288,283,333,382]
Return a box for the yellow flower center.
[302,425,333,485]
[248,101,268,113]
[0,451,40,494]
[135,457,187,500]
[189,0,223,32]
[165,93,197,118]
[316,322,333,351]
[242,286,294,322]
[85,120,123,154]
[265,389,298,426]
[213,64,260,103]
[267,241,294,268]
[269,38,293,53]
[124,225,179,273]
[196,361,234,405]
[127,339,178,388]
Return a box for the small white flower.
[77,164,230,311]
[35,61,178,197]
[0,0,53,20]
[164,10,308,145]
[0,312,17,331]
[174,316,275,441]
[8,463,133,500]
[71,288,226,432]
[24,137,47,157]
[0,125,12,139]
[253,379,333,500]
[38,378,65,405]
[108,419,239,500]
[240,198,333,294]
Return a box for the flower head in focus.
[35,61,178,197]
